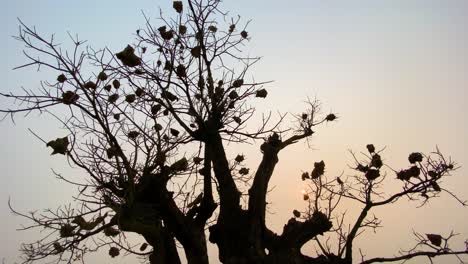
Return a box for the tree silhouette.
[1,0,467,263]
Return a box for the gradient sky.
[1,1,467,263]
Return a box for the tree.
[1,0,467,263]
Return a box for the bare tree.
[2,1,467,263]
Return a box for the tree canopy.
[1,0,467,263]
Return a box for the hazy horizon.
[1,1,467,263]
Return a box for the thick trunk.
[222,251,346,264]
[194,145,218,226]
[118,211,182,264]
[185,249,210,264]
[203,129,253,262]
[145,229,181,264]
[118,201,210,264]
[184,229,210,264]
[122,169,211,264]
[248,139,281,258]
[248,139,281,222]
[209,210,258,263]
[207,133,336,263]
[345,204,371,263]
[206,132,241,214]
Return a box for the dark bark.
[248,136,281,223]
[121,168,211,264]
[194,145,218,227]
[206,130,241,214]
[183,229,210,264]
[203,127,252,262]
[118,210,181,264]
[145,226,181,264]
[345,204,372,263]
[263,211,333,264]
[209,210,259,263]
[247,135,281,259]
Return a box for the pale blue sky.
[1,1,467,263]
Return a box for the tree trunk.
[145,230,181,264]
[182,227,210,264]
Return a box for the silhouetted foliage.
[1,0,467,263]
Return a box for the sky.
[1,1,467,263]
